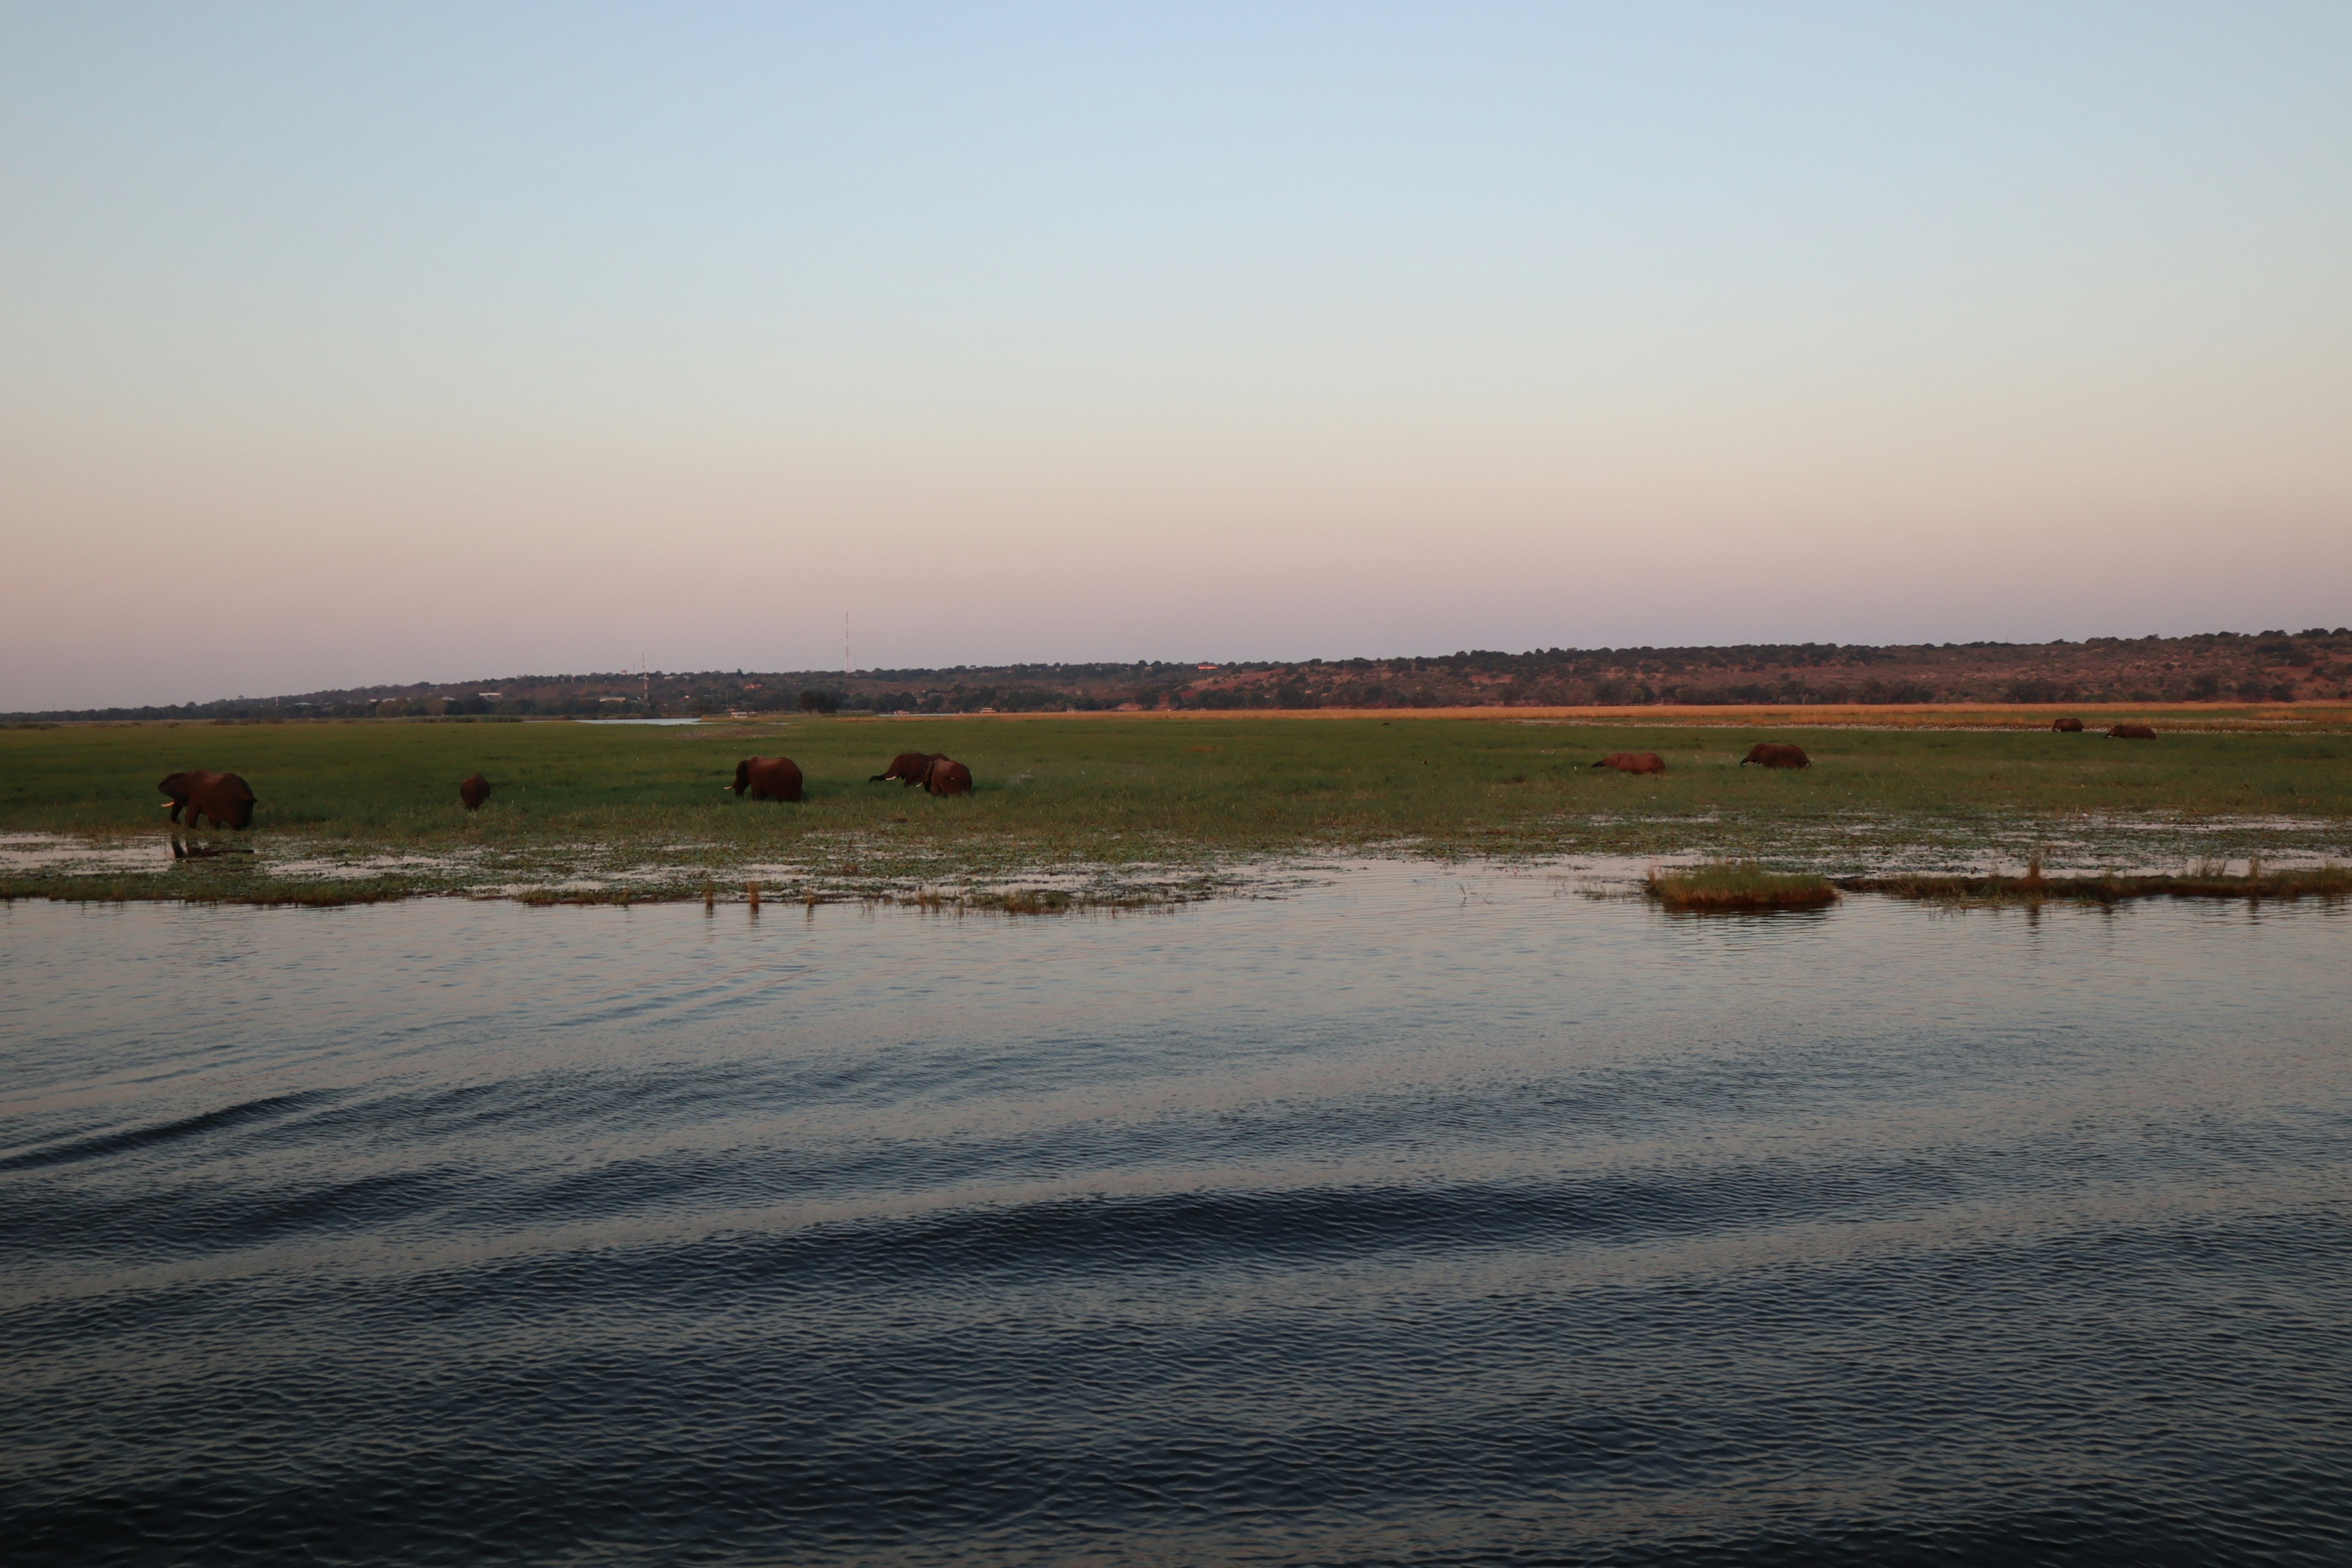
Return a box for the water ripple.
[1,866,2346,1565]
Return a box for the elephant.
[1740,743,1811,769]
[459,773,492,810]
[728,756,804,802]
[2108,723,2156,740]
[870,752,948,786]
[158,771,257,829]
[2052,717,2084,733]
[924,758,974,796]
[1593,752,1667,775]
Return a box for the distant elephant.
[459,773,491,810]
[158,771,257,829]
[1740,743,1811,769]
[728,756,804,802]
[2108,723,2156,740]
[924,758,974,797]
[870,752,948,786]
[1593,752,1667,775]
[2052,717,2084,733]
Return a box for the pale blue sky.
[4,3,2347,707]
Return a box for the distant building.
[1197,663,1219,671]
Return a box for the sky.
[4,2,2348,710]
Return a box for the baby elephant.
[158,771,257,830]
[1592,752,1667,775]
[2052,717,2084,733]
[459,773,491,810]
[1740,743,1812,769]
[924,758,974,796]
[2108,723,2156,740]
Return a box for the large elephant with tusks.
[159,771,257,829]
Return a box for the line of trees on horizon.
[10,630,2348,723]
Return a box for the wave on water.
[2,869,2346,1565]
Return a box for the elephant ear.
[733,760,752,791]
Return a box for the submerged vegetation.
[1843,859,2352,906]
[1,711,2346,906]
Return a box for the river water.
[2,865,2346,1566]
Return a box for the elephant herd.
[1587,720,2157,777]
[723,750,975,804]
[157,722,2163,829]
[154,749,979,829]
[1591,742,1810,775]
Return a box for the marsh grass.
[1647,859,1839,910]
[2,713,2347,904]
[1843,862,2352,905]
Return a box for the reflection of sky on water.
[1,864,2346,1562]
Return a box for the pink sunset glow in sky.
[4,4,2348,710]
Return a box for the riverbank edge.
[10,854,2349,913]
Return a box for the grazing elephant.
[158,771,257,829]
[2108,723,2156,740]
[2052,717,2084,733]
[728,756,804,802]
[459,773,491,810]
[924,758,974,796]
[870,752,948,786]
[1593,752,1667,775]
[1740,743,1811,769]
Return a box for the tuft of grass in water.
[1646,859,1838,910]
[1841,862,2352,905]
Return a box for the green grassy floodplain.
[2,710,2348,905]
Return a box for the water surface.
[2,866,2346,1565]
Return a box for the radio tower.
[844,612,852,677]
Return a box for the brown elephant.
[728,756,804,802]
[1592,752,1667,775]
[459,773,492,810]
[870,752,948,786]
[1740,743,1811,769]
[2052,717,2084,733]
[2108,723,2156,740]
[158,771,257,829]
[924,758,974,796]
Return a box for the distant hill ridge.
[17,629,2352,721]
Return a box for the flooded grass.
[1,714,2346,904]
[1648,860,1839,910]
[1844,861,2352,906]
